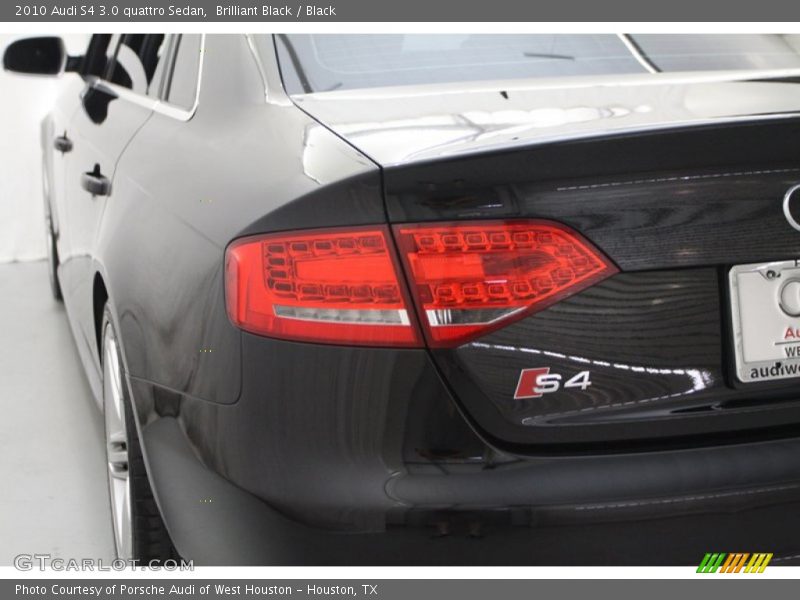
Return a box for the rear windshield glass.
[274,34,800,94]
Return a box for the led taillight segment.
[393,220,617,347]
[225,227,421,347]
[225,221,616,348]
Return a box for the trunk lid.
[292,73,800,166]
[299,76,800,452]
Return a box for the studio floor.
[0,260,114,565]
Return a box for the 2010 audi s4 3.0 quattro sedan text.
[6,33,800,565]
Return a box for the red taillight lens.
[393,220,617,347]
[226,221,615,348]
[225,227,422,347]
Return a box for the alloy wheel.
[103,326,133,559]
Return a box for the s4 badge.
[514,368,592,400]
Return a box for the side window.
[147,35,173,98]
[105,34,166,95]
[166,35,202,109]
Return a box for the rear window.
[274,34,800,94]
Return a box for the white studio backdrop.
[0,33,89,263]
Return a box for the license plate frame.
[729,259,800,383]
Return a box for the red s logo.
[514,367,552,399]
[514,368,592,399]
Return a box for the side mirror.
[3,36,67,76]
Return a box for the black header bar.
[2,0,799,22]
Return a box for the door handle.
[80,165,112,197]
[53,133,72,154]
[54,134,73,153]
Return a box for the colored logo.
[513,368,592,400]
[697,553,773,573]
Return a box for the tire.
[101,305,176,563]
[44,216,62,301]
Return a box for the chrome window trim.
[92,78,159,111]
[147,33,178,100]
[153,33,206,122]
[91,34,205,123]
[249,34,293,107]
[245,34,270,102]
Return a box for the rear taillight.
[225,227,421,347]
[225,221,615,348]
[393,220,617,347]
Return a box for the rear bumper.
[127,330,800,565]
[141,415,800,565]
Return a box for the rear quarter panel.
[96,34,384,412]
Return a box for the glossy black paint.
[376,125,800,450]
[440,271,800,449]
[26,33,800,563]
[382,120,800,267]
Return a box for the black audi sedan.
[6,33,800,565]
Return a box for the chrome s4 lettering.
[514,368,592,400]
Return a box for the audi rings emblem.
[783,184,800,232]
